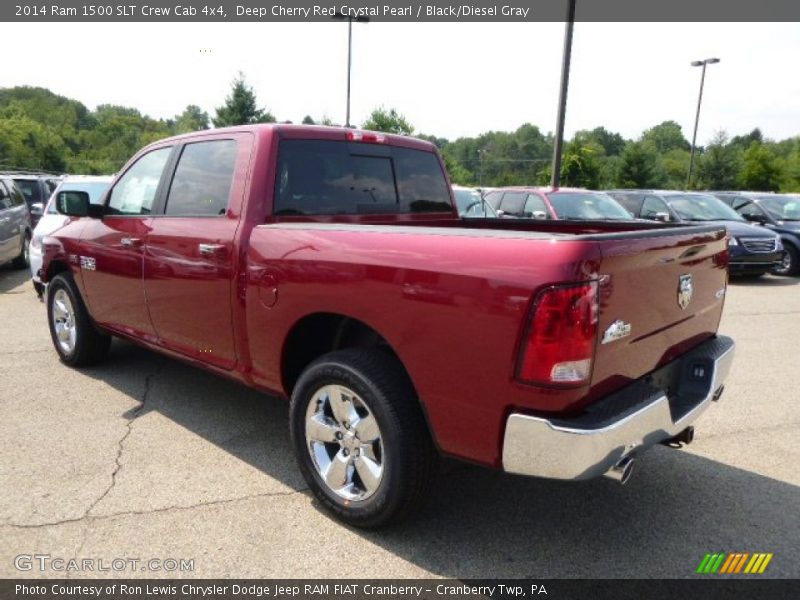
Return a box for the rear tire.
[289,348,436,528]
[11,233,30,269]
[47,273,111,366]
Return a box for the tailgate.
[588,225,728,399]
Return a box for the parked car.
[30,176,113,296]
[42,125,734,527]
[0,176,32,269]
[485,187,635,220]
[710,192,800,276]
[2,172,61,228]
[452,185,499,218]
[607,190,784,277]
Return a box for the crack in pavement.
[3,359,311,532]
[2,488,309,531]
[82,361,167,518]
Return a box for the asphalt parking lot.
[1,265,798,579]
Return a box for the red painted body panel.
[41,124,730,469]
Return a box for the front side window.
[642,196,670,220]
[274,140,451,216]
[498,192,526,215]
[107,147,172,216]
[524,194,550,218]
[165,140,238,216]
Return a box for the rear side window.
[107,147,172,216]
[274,140,451,216]
[165,140,237,216]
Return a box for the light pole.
[550,0,576,189]
[333,13,369,128]
[686,57,720,189]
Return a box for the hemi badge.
[601,320,632,345]
[715,288,726,299]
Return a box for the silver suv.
[0,176,32,269]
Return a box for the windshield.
[753,195,800,221]
[667,194,745,221]
[47,181,111,214]
[549,192,633,220]
[454,188,496,218]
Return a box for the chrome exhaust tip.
[603,456,635,485]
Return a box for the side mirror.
[30,202,44,217]
[56,191,91,217]
[532,211,548,220]
[496,210,506,218]
[653,212,671,222]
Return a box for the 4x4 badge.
[601,320,632,345]
[678,274,693,309]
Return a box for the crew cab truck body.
[41,125,735,527]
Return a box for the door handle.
[120,237,142,248]
[198,243,226,257]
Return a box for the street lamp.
[550,0,577,189]
[686,57,720,189]
[332,13,369,128]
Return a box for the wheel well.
[282,313,405,395]
[45,260,70,283]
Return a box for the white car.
[30,175,113,297]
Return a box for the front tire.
[47,273,111,366]
[773,245,799,276]
[289,348,435,528]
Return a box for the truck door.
[79,146,173,339]
[143,134,251,370]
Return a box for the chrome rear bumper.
[502,336,735,480]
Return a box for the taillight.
[346,130,386,143]
[516,281,599,386]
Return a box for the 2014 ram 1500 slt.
[41,125,735,527]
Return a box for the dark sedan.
[608,190,785,277]
[711,192,800,276]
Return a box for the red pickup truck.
[41,125,735,527]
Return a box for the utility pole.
[550,0,576,189]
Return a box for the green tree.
[301,115,315,125]
[362,107,413,135]
[213,73,275,127]
[738,142,783,191]
[641,120,690,154]
[560,141,601,188]
[696,131,741,190]
[574,126,626,156]
[0,113,68,171]
[615,141,663,188]
[173,105,209,134]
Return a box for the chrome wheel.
[305,384,384,501]
[22,237,30,266]
[51,289,77,354]
[775,252,792,274]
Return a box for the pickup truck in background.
[41,125,735,527]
